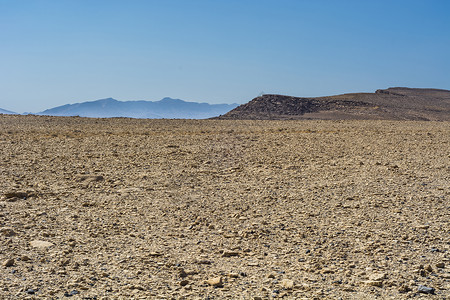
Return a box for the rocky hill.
[217,87,450,121]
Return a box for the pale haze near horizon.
[1,0,449,113]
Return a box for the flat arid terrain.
[1,115,449,299]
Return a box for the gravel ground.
[1,115,449,299]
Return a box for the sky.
[1,0,450,113]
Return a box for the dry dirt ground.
[0,115,449,299]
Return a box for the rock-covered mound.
[217,87,450,121]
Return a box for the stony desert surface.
[1,115,449,299]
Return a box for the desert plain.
[0,115,449,299]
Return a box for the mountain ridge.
[0,108,17,115]
[38,97,239,119]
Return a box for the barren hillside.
[218,87,450,121]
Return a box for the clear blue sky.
[1,0,449,113]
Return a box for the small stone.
[186,269,198,276]
[180,280,189,286]
[416,225,429,230]
[369,273,386,281]
[3,259,14,267]
[6,197,19,202]
[222,250,239,257]
[148,252,162,257]
[228,273,239,278]
[179,268,187,278]
[4,191,28,199]
[196,259,212,265]
[281,279,294,289]
[267,272,276,279]
[254,297,263,300]
[436,262,445,268]
[26,289,36,295]
[398,285,411,293]
[322,268,334,274]
[21,255,31,262]
[417,285,435,294]
[30,240,54,248]
[0,227,16,237]
[206,276,223,287]
[425,265,433,272]
[365,280,382,287]
[75,175,104,182]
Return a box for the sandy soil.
[1,115,449,299]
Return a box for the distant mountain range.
[217,87,450,121]
[0,108,17,114]
[37,97,239,119]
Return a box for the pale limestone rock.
[30,240,54,248]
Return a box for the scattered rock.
[26,288,36,295]
[206,277,223,287]
[179,268,188,278]
[436,262,445,268]
[365,280,382,287]
[222,250,239,257]
[64,290,79,297]
[0,227,16,237]
[180,280,189,286]
[21,255,31,261]
[416,225,430,230]
[369,273,386,281]
[4,191,28,199]
[3,259,14,267]
[29,240,54,248]
[195,259,212,265]
[75,175,104,183]
[281,279,294,289]
[417,285,435,294]
[398,285,411,293]
[178,268,198,277]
